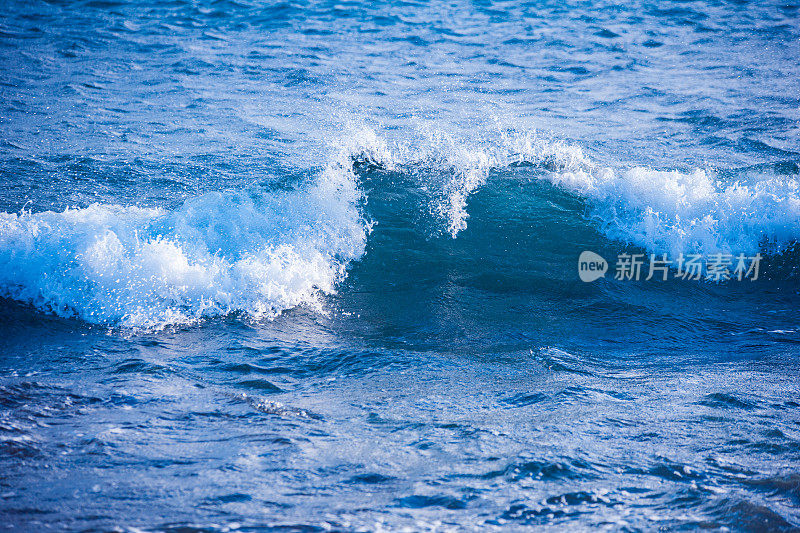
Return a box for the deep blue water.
[1,0,800,530]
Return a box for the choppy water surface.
[1,0,800,530]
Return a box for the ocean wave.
[1,124,798,328]
[0,160,368,329]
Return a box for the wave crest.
[344,124,800,255]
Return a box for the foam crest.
[547,164,800,256]
[337,125,590,237]
[0,168,367,329]
[339,124,538,237]
[340,124,800,255]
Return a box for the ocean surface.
[1,0,800,530]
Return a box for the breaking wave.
[0,123,798,328]
[0,159,368,329]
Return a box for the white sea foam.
[551,164,800,257]
[0,162,367,329]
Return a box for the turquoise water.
[1,0,800,530]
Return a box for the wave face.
[0,162,367,329]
